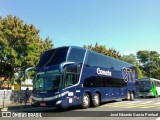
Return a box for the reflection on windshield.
[34,71,62,90]
[139,80,151,92]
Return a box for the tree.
[137,50,160,79]
[0,15,53,83]
[121,54,145,79]
[121,54,137,65]
[83,43,121,59]
[150,67,160,79]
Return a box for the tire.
[130,92,134,101]
[124,91,131,101]
[92,93,100,107]
[82,93,90,109]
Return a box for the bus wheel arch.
[92,91,101,107]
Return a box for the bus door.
[64,64,81,106]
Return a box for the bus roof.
[44,46,134,67]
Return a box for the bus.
[138,78,160,98]
[25,46,138,109]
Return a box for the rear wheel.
[126,91,131,101]
[92,93,100,107]
[130,92,134,101]
[82,93,90,109]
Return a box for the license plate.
[40,103,46,106]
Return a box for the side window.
[157,82,160,87]
[65,73,76,86]
[152,81,156,86]
[86,52,115,69]
[65,65,79,87]
[84,76,102,87]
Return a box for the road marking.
[155,102,160,104]
[156,117,160,120]
[141,101,154,104]
[100,100,160,109]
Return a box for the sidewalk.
[0,101,32,111]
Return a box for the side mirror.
[24,67,35,79]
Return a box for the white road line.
[155,117,160,120]
[127,101,142,103]
[155,102,160,104]
[141,101,154,104]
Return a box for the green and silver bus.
[138,78,160,98]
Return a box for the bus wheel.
[130,92,134,101]
[82,93,90,109]
[92,93,100,107]
[126,91,131,101]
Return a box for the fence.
[0,90,32,108]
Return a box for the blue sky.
[0,0,160,55]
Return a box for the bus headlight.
[56,100,62,105]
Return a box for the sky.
[0,0,160,55]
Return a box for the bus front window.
[34,71,63,91]
[139,81,151,92]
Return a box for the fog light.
[56,100,62,105]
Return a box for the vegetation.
[83,43,121,59]
[137,50,160,79]
[0,15,53,84]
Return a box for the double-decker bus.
[138,78,160,98]
[25,46,138,109]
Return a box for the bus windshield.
[37,47,69,67]
[34,71,63,91]
[139,80,151,92]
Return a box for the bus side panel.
[156,87,160,96]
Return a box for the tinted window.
[86,52,132,71]
[84,76,127,88]
[65,65,80,87]
[37,47,69,67]
[67,48,85,63]
[86,52,115,69]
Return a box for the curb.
[1,107,8,111]
[1,105,32,112]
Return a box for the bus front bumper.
[139,92,153,97]
[31,96,65,108]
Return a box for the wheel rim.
[83,95,89,107]
[127,92,130,100]
[131,93,134,99]
[94,95,99,105]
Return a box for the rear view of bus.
[138,78,160,98]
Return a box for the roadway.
[1,97,160,120]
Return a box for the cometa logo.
[97,68,112,76]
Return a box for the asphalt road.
[1,97,160,120]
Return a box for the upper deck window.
[37,47,69,67]
[67,48,86,63]
[86,52,115,69]
[86,51,133,71]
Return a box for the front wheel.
[154,92,158,98]
[82,93,90,109]
[92,93,100,107]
